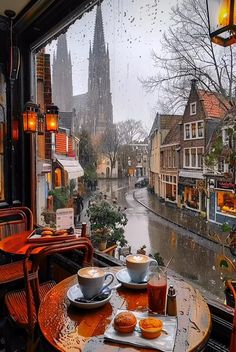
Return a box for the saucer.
[116,268,147,289]
[67,284,112,309]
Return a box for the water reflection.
[97,180,232,301]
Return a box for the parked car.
[135,177,148,188]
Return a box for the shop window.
[191,149,196,167]
[217,191,236,217]
[190,102,196,115]
[197,148,203,168]
[184,149,190,167]
[55,168,62,188]
[198,121,204,138]
[184,124,190,139]
[191,123,196,138]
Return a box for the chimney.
[191,79,198,89]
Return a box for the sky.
[46,0,178,131]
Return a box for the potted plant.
[87,197,128,251]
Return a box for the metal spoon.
[75,283,121,303]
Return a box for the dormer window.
[190,102,196,115]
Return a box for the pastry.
[114,311,137,333]
[139,318,163,339]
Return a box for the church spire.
[92,4,106,57]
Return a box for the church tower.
[52,33,73,112]
[86,4,113,135]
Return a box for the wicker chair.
[4,239,93,346]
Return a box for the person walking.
[75,193,84,225]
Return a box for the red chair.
[5,239,93,345]
[0,207,33,293]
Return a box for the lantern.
[12,120,19,141]
[23,101,38,133]
[206,0,236,46]
[45,104,59,133]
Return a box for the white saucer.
[67,284,112,309]
[116,268,147,289]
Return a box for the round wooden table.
[38,267,211,352]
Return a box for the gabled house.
[160,120,182,205]
[149,113,182,195]
[179,79,229,214]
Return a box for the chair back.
[23,238,94,333]
[0,207,33,239]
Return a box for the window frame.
[190,102,197,115]
[184,147,204,169]
[184,120,204,140]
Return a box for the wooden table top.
[0,230,93,259]
[38,267,211,352]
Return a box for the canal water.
[97,179,234,302]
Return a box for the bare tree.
[141,0,236,113]
[117,119,148,145]
[101,124,120,178]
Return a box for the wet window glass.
[33,0,235,306]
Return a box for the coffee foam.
[79,267,104,278]
[126,255,149,263]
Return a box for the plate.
[116,268,147,289]
[67,284,112,309]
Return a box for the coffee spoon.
[75,283,121,303]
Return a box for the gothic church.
[53,4,113,136]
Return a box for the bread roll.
[114,311,137,333]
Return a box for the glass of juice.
[147,266,167,315]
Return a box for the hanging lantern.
[23,101,38,133]
[45,104,59,133]
[12,120,19,141]
[206,0,236,46]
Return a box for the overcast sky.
[46,0,178,131]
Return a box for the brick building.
[178,80,229,214]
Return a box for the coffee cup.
[77,267,115,299]
[126,254,156,283]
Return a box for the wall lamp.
[23,102,59,134]
[206,0,236,46]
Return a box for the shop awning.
[57,158,84,179]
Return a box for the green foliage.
[79,130,97,169]
[49,187,70,211]
[84,165,97,183]
[69,179,76,198]
[87,198,128,247]
[204,136,223,168]
[153,252,165,267]
[221,222,233,233]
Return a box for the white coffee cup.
[126,254,157,282]
[77,267,115,299]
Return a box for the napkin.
[104,310,177,352]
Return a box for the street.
[96,178,234,302]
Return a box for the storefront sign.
[216,181,235,190]
[179,177,196,186]
[56,208,74,230]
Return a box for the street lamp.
[206,0,236,46]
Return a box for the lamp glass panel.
[46,113,58,132]
[208,0,231,34]
[23,111,37,132]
